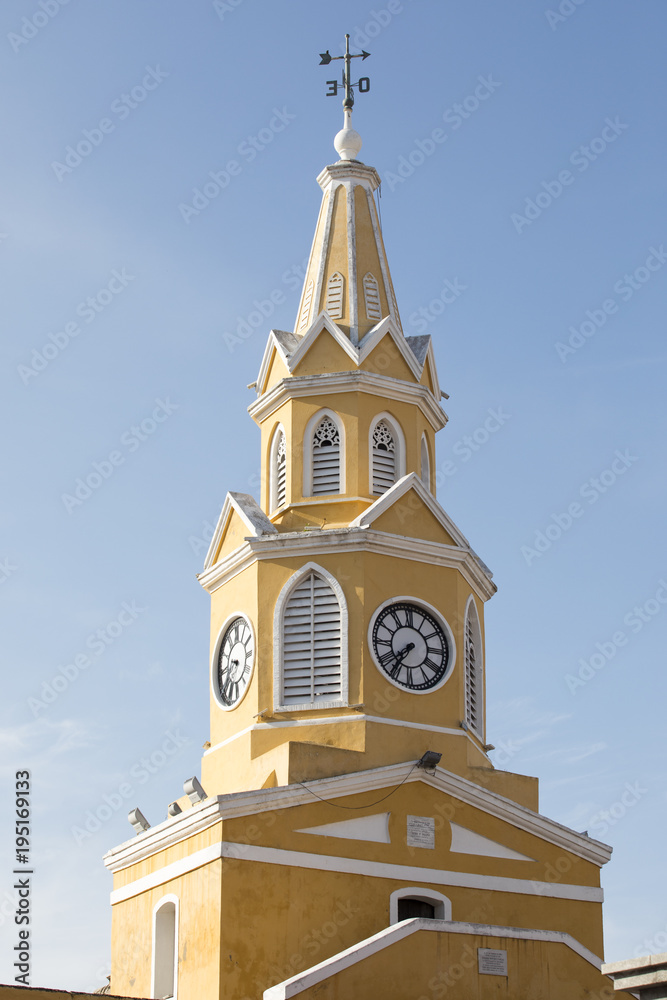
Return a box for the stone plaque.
[406,815,435,849]
[478,948,508,976]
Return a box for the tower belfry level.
[104,42,633,1000]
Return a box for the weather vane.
[319,34,371,110]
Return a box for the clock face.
[216,616,254,709]
[370,600,452,692]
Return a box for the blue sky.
[1,0,666,990]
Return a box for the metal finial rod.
[319,34,371,113]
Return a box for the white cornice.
[248,369,447,431]
[197,526,496,601]
[104,761,611,875]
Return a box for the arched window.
[464,597,484,736]
[269,426,286,511]
[420,434,431,490]
[389,888,451,925]
[152,896,178,999]
[312,416,341,495]
[371,419,398,495]
[326,272,344,320]
[275,564,348,710]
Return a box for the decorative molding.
[295,813,391,844]
[263,919,605,999]
[449,823,536,862]
[198,526,497,603]
[248,368,447,433]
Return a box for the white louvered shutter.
[312,417,340,495]
[276,431,286,507]
[326,272,344,320]
[298,280,314,331]
[282,572,342,706]
[464,606,481,733]
[363,272,382,321]
[372,420,396,495]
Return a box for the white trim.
[389,887,452,924]
[210,613,256,713]
[365,186,403,334]
[112,843,220,904]
[302,407,346,497]
[112,840,604,907]
[269,423,287,513]
[263,919,604,998]
[345,181,359,343]
[198,527,496,603]
[420,432,431,491]
[248,368,447,434]
[256,330,297,398]
[151,893,179,1000]
[368,411,406,495]
[464,594,484,739]
[273,562,349,713]
[296,812,391,844]
[311,188,337,328]
[367,595,457,696]
[289,311,359,371]
[203,491,277,572]
[449,822,535,862]
[104,761,612,874]
[218,842,602,901]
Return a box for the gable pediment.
[202,492,277,571]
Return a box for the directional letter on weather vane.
[319,33,371,109]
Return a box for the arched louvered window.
[363,272,382,321]
[420,434,431,490]
[311,416,341,495]
[326,272,344,320]
[298,280,314,331]
[464,598,483,735]
[371,420,397,495]
[270,426,286,510]
[278,568,347,709]
[152,896,178,999]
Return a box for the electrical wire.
[297,761,419,810]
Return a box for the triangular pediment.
[202,492,277,571]
[449,822,536,861]
[295,812,390,844]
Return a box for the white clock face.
[215,616,254,709]
[369,598,455,693]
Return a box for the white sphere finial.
[334,108,362,161]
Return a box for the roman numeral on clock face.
[371,601,450,692]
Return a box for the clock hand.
[389,641,415,677]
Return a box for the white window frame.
[269,423,287,512]
[303,409,346,497]
[389,887,452,924]
[420,432,431,491]
[273,561,349,712]
[464,594,484,738]
[151,894,179,1000]
[368,412,406,496]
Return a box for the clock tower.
[104,51,632,1000]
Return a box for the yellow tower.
[104,46,632,1000]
